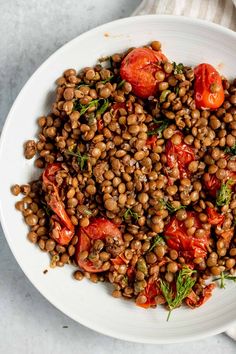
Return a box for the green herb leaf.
[216,179,234,207]
[117,79,126,88]
[74,99,100,115]
[100,75,114,84]
[160,266,196,320]
[123,208,140,221]
[147,119,170,137]
[213,272,236,289]
[84,209,92,216]
[97,99,109,115]
[174,86,180,95]
[224,144,236,155]
[160,199,186,214]
[173,62,184,75]
[66,150,88,170]
[41,200,52,217]
[74,98,110,117]
[149,235,165,252]
[159,89,171,103]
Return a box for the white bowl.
[0,15,236,344]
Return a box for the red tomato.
[203,173,221,197]
[194,63,224,109]
[50,215,74,246]
[146,136,157,148]
[207,207,225,226]
[165,132,195,179]
[120,47,167,98]
[97,119,104,131]
[165,211,210,259]
[136,281,164,309]
[75,218,122,272]
[43,162,62,186]
[42,163,74,245]
[186,284,216,308]
[219,228,234,248]
[204,171,236,197]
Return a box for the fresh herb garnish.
[160,199,186,214]
[100,75,114,84]
[160,266,196,321]
[174,86,180,95]
[41,200,52,217]
[149,235,165,252]
[213,272,236,289]
[74,99,100,115]
[117,79,126,88]
[173,62,184,75]
[97,99,109,115]
[74,98,109,117]
[216,179,234,207]
[123,208,140,221]
[66,150,88,170]
[224,144,236,155]
[159,89,171,103]
[84,209,92,216]
[147,119,170,137]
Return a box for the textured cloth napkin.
[132,0,236,341]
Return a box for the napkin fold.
[133,0,236,31]
[132,0,236,341]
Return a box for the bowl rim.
[1,14,236,344]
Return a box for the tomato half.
[42,163,74,245]
[186,284,216,308]
[207,207,225,226]
[50,215,74,246]
[165,132,195,179]
[165,211,210,259]
[203,173,221,197]
[219,228,234,248]
[146,136,157,148]
[136,281,164,309]
[120,47,167,98]
[75,218,122,272]
[194,63,224,110]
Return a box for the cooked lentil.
[13,41,236,315]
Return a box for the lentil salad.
[11,40,236,318]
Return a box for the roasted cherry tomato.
[165,132,195,179]
[203,173,221,197]
[146,136,157,148]
[207,207,225,226]
[194,63,224,110]
[165,211,210,259]
[136,281,164,309]
[75,218,122,273]
[204,170,236,197]
[120,47,167,98]
[42,163,74,245]
[186,284,216,308]
[50,215,74,246]
[219,228,234,248]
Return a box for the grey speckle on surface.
[0,1,236,354]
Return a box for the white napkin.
[132,0,236,340]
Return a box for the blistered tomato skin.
[194,63,224,110]
[75,218,122,273]
[120,47,167,98]
[165,211,210,259]
[165,132,195,179]
[42,163,75,245]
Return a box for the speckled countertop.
[0,1,236,353]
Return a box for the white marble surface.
[0,1,235,353]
